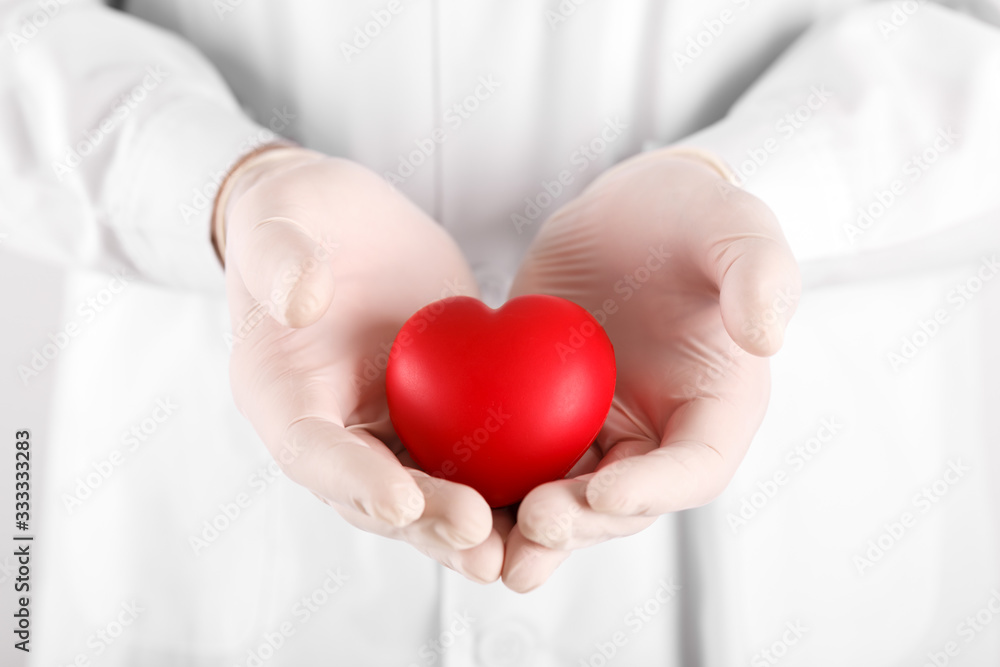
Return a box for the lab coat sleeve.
[0,0,273,291]
[679,1,1000,264]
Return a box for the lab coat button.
[475,618,536,666]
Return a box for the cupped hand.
[219,147,506,583]
[501,148,801,592]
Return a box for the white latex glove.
[217,146,505,583]
[502,148,801,592]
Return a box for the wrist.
[651,145,738,185]
[210,143,323,266]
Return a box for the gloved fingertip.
[714,228,801,357]
[372,485,425,527]
[433,519,489,550]
[466,571,500,585]
[585,479,637,515]
[278,269,336,329]
[502,562,545,594]
[732,317,785,358]
[282,290,325,328]
[721,272,800,358]
[506,576,545,594]
[764,320,787,356]
[516,523,558,552]
[450,562,496,586]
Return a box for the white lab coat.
[1,1,999,665]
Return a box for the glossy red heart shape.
[385,295,616,507]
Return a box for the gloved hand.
[501,148,801,592]
[216,146,504,583]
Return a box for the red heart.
[386,295,616,508]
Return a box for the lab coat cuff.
[105,98,278,292]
